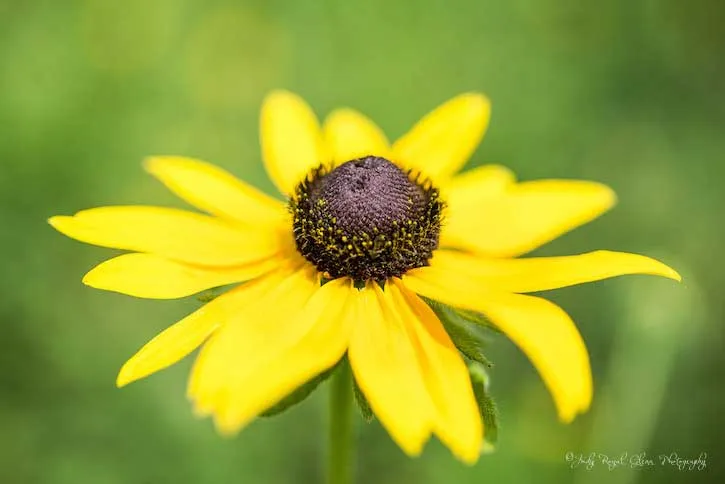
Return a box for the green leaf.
[423,297,496,368]
[260,364,337,417]
[445,302,502,335]
[469,361,499,445]
[352,375,374,422]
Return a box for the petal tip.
[48,215,68,228]
[592,183,617,209]
[638,255,682,283]
[604,185,618,207]
[116,361,144,388]
[325,107,355,120]
[142,156,165,174]
[81,269,111,291]
[464,92,491,108]
[557,403,590,424]
[557,410,576,424]
[453,442,483,465]
[460,453,481,466]
[115,370,133,388]
[399,441,425,459]
[191,403,212,419]
[573,181,618,209]
[456,92,492,123]
[143,155,194,178]
[48,215,75,236]
[213,416,244,438]
[666,266,683,283]
[263,89,299,106]
[80,272,96,287]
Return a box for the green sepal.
[352,375,374,422]
[260,364,337,417]
[469,361,499,445]
[423,297,496,368]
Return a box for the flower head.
[49,90,680,463]
[292,155,443,282]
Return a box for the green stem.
[328,359,354,484]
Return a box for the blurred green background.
[1,0,722,483]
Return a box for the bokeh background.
[1,0,722,483]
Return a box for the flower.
[49,91,680,464]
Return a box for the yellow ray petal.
[116,273,282,387]
[144,156,286,226]
[323,108,390,166]
[390,280,482,464]
[441,164,515,204]
[348,283,436,457]
[419,250,680,294]
[49,206,281,266]
[392,93,490,180]
[212,278,355,434]
[404,270,592,422]
[84,253,280,299]
[187,266,319,417]
[260,90,327,196]
[442,179,617,257]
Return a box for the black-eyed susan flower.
[49,91,680,464]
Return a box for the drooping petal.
[48,206,281,266]
[209,278,355,434]
[260,90,327,196]
[418,250,681,294]
[144,156,286,225]
[84,253,280,299]
[116,273,282,387]
[392,93,491,180]
[442,179,617,257]
[323,108,390,166]
[187,266,320,419]
[390,280,482,464]
[348,283,436,456]
[404,270,592,422]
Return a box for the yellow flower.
[49,91,680,464]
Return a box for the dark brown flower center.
[290,156,443,283]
